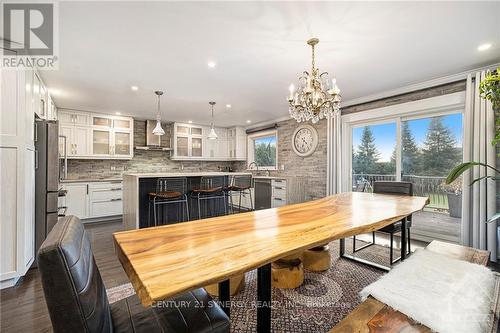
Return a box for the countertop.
[123,172,252,178]
[60,178,123,183]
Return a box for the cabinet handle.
[110,188,121,191]
[273,197,284,201]
[274,186,283,190]
[110,198,122,202]
[35,150,39,170]
[86,184,89,195]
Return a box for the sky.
[352,113,463,163]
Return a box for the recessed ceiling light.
[207,61,216,68]
[115,112,121,115]
[478,43,492,51]
[226,104,231,108]
[131,85,139,91]
[188,120,193,124]
[246,120,251,124]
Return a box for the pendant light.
[207,101,218,140]
[152,90,165,136]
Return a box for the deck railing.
[352,173,449,211]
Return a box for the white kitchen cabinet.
[61,183,89,219]
[47,96,57,121]
[58,110,90,126]
[172,123,245,161]
[58,110,133,159]
[61,181,123,220]
[172,123,206,159]
[271,179,287,208]
[88,182,122,218]
[227,126,247,160]
[59,124,91,157]
[0,55,36,288]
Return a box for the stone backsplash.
[66,120,234,179]
[232,117,328,201]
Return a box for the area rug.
[107,239,398,332]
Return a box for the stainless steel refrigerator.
[34,119,60,259]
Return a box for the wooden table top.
[113,192,428,306]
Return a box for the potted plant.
[440,177,462,218]
[446,68,500,223]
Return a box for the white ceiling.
[39,1,500,127]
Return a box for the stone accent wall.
[232,118,328,200]
[66,120,233,179]
[342,80,466,115]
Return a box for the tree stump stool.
[271,253,304,289]
[204,273,245,296]
[303,244,331,271]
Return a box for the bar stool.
[226,174,253,213]
[148,177,189,226]
[191,176,227,220]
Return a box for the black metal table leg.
[400,217,407,261]
[218,279,230,316]
[257,263,271,333]
[339,237,391,271]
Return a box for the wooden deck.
[411,210,461,244]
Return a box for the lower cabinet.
[60,181,122,220]
[230,188,255,210]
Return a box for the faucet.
[248,162,259,171]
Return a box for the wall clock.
[292,124,318,157]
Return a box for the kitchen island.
[122,172,252,230]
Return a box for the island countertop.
[123,172,252,178]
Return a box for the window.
[247,130,278,170]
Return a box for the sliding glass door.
[348,112,463,243]
[401,114,463,243]
[352,121,397,192]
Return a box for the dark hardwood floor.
[0,220,127,333]
[1,219,499,333]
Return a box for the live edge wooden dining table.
[113,192,428,333]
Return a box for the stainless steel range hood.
[135,120,172,151]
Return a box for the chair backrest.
[373,181,413,196]
[37,216,113,333]
[354,182,367,192]
[156,177,187,194]
[199,176,226,191]
[232,174,252,189]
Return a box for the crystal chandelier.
[152,90,165,136]
[287,38,341,123]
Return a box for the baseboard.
[81,215,122,224]
[0,276,20,290]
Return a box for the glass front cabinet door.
[92,129,111,155]
[113,131,131,156]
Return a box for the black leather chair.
[352,181,413,265]
[37,215,230,333]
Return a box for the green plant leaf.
[470,175,500,186]
[487,212,500,224]
[446,161,500,184]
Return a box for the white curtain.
[327,113,342,195]
[462,71,497,261]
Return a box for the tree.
[353,126,381,174]
[421,117,461,176]
[255,141,276,167]
[401,122,421,175]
